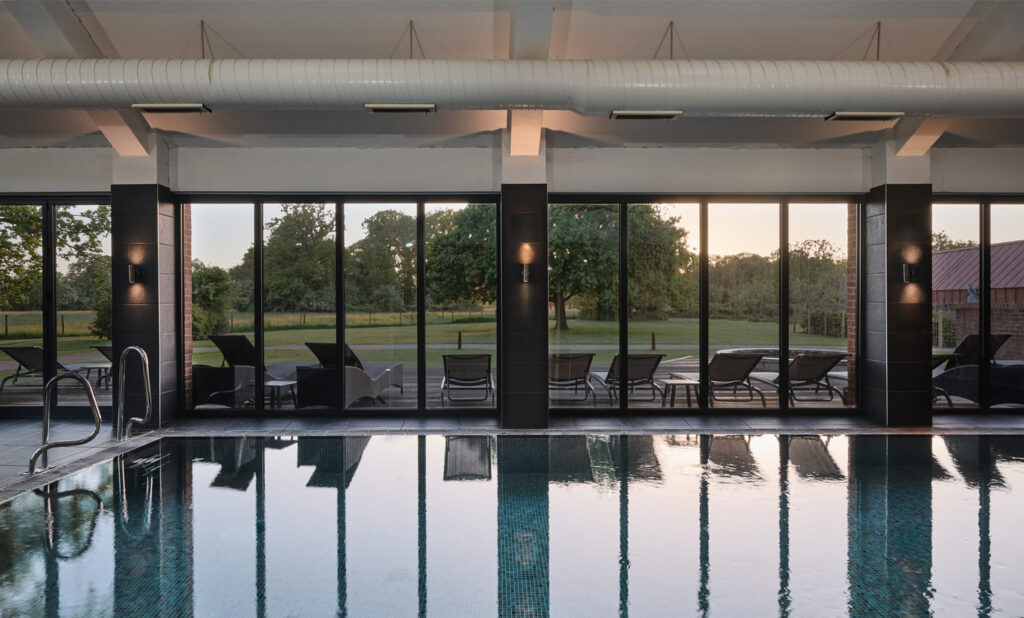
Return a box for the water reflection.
[1,434,1022,615]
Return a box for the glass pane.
[788,203,856,408]
[55,204,112,408]
[425,203,497,409]
[708,203,780,409]
[344,203,417,409]
[627,203,699,409]
[263,203,337,410]
[988,203,1024,407]
[0,205,44,409]
[931,203,980,409]
[187,204,255,409]
[548,204,619,408]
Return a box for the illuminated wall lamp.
[518,243,535,283]
[901,263,921,284]
[128,264,141,284]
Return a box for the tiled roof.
[932,240,1024,291]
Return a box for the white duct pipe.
[1,58,1022,116]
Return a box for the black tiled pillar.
[112,184,179,427]
[862,184,933,426]
[500,184,548,428]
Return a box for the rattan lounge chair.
[301,342,404,406]
[932,334,1014,406]
[752,352,847,405]
[548,353,597,404]
[440,354,494,403]
[590,354,666,405]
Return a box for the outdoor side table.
[660,377,700,407]
[264,380,297,408]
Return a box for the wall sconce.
[128,264,141,284]
[901,263,921,284]
[518,242,535,283]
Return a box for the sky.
[190,202,1024,270]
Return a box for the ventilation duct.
[0,59,1022,117]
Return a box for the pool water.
[1,434,1022,616]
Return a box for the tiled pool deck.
[2,413,1024,501]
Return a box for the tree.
[626,204,696,320]
[426,204,498,307]
[262,204,336,311]
[0,205,109,310]
[191,260,235,339]
[362,210,417,306]
[932,231,977,251]
[548,204,620,330]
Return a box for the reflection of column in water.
[698,435,710,617]
[846,436,934,616]
[618,436,630,617]
[977,437,992,617]
[256,439,266,618]
[418,436,427,617]
[497,436,549,617]
[777,436,791,618]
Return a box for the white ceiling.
[1,0,1022,148]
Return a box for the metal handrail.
[117,346,152,441]
[27,372,102,474]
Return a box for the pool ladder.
[116,346,152,442]
[27,372,102,474]
[27,345,153,474]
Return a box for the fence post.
[4,314,7,337]
[651,331,656,350]
[458,331,462,350]
[61,314,65,335]
[230,311,234,331]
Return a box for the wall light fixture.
[128,264,141,284]
[518,242,534,283]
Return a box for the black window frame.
[176,192,501,418]
[0,192,113,419]
[547,193,865,416]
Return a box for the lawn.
[191,318,848,368]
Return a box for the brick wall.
[846,202,857,405]
[182,203,192,409]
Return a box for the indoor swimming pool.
[1,433,1022,616]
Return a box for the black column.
[862,184,933,426]
[112,185,179,427]
[500,184,548,428]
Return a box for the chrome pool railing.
[117,346,152,441]
[27,372,103,475]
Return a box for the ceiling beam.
[6,0,151,156]
[896,0,1024,156]
[506,1,554,157]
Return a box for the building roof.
[933,239,1024,291]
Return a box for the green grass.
[191,317,847,369]
[0,311,97,340]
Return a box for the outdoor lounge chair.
[193,364,256,407]
[440,354,495,403]
[681,352,766,407]
[0,345,109,391]
[932,334,1015,406]
[752,352,847,405]
[548,353,597,404]
[590,354,665,405]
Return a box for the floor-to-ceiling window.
[0,198,112,415]
[183,196,498,415]
[548,197,859,413]
[425,202,498,409]
[547,204,619,407]
[988,202,1024,407]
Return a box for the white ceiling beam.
[897,0,1024,157]
[506,1,554,157]
[6,0,152,157]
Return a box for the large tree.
[548,204,620,330]
[425,204,498,307]
[263,204,336,311]
[0,205,109,311]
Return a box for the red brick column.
[846,202,857,405]
[182,203,193,409]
